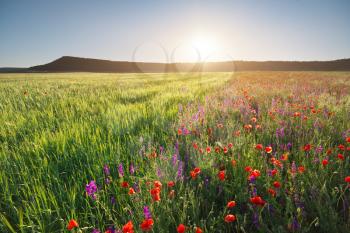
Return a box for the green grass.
[0,72,350,233]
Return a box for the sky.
[0,0,350,67]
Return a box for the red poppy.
[346,137,350,143]
[140,218,154,232]
[150,187,161,202]
[273,181,281,188]
[167,181,175,188]
[338,154,345,161]
[67,219,78,231]
[177,224,186,233]
[206,147,211,153]
[122,221,134,233]
[231,159,237,167]
[228,143,233,148]
[218,170,226,181]
[322,159,328,166]
[293,112,301,117]
[224,214,236,223]
[271,169,278,176]
[326,149,332,155]
[178,128,182,135]
[190,167,201,179]
[338,144,345,151]
[245,166,252,172]
[255,144,263,150]
[250,196,266,206]
[215,146,221,153]
[268,188,276,197]
[227,200,236,208]
[345,176,350,183]
[303,144,312,152]
[265,146,272,154]
[195,227,203,233]
[121,181,129,188]
[223,147,228,154]
[193,143,198,149]
[128,188,136,195]
[154,180,162,188]
[298,166,305,173]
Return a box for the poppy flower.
[224,214,236,223]
[195,227,203,233]
[206,147,211,153]
[271,169,278,176]
[218,170,226,181]
[338,144,345,150]
[140,218,154,232]
[265,146,272,154]
[250,196,266,206]
[347,137,350,143]
[178,128,182,135]
[190,167,201,179]
[128,188,136,195]
[122,221,134,233]
[215,146,221,153]
[298,166,305,173]
[168,190,175,199]
[193,143,198,149]
[223,147,228,154]
[67,219,78,231]
[322,159,328,167]
[227,200,236,208]
[338,154,345,161]
[303,144,312,152]
[345,176,350,183]
[167,181,175,188]
[255,144,263,150]
[121,181,129,188]
[245,166,252,172]
[250,169,261,178]
[228,143,233,148]
[150,187,161,202]
[231,159,237,167]
[154,180,162,188]
[273,181,281,188]
[268,188,276,197]
[177,224,186,233]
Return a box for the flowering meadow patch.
[0,72,350,232]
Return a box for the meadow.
[0,72,350,233]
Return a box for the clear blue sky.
[0,0,350,67]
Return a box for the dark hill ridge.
[2,56,350,73]
[29,56,350,72]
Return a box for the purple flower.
[118,163,124,177]
[103,164,110,176]
[315,145,323,154]
[111,196,116,205]
[92,229,101,233]
[129,163,135,175]
[86,180,98,199]
[177,161,184,180]
[276,127,285,138]
[291,216,300,231]
[143,205,152,219]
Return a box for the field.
[0,72,350,233]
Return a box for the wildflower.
[255,144,263,150]
[67,219,78,231]
[347,137,350,143]
[268,188,276,197]
[224,214,236,223]
[168,190,175,199]
[231,159,237,167]
[228,143,233,148]
[140,219,154,232]
[103,164,110,176]
[303,144,312,152]
[215,146,221,153]
[206,146,211,153]
[250,196,266,206]
[227,200,236,208]
[195,227,203,233]
[345,176,350,183]
[154,180,162,188]
[322,159,328,167]
[271,169,278,176]
[118,163,125,177]
[167,181,175,188]
[143,206,152,219]
[338,154,345,161]
[245,166,252,172]
[218,170,226,181]
[128,188,136,195]
[298,166,305,173]
[190,167,201,179]
[223,147,228,154]
[129,163,135,175]
[150,187,161,202]
[92,229,101,233]
[273,181,281,188]
[86,180,98,199]
[265,146,272,154]
[122,221,134,233]
[177,224,186,233]
[338,144,345,150]
[121,181,129,188]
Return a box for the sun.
[190,35,217,61]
